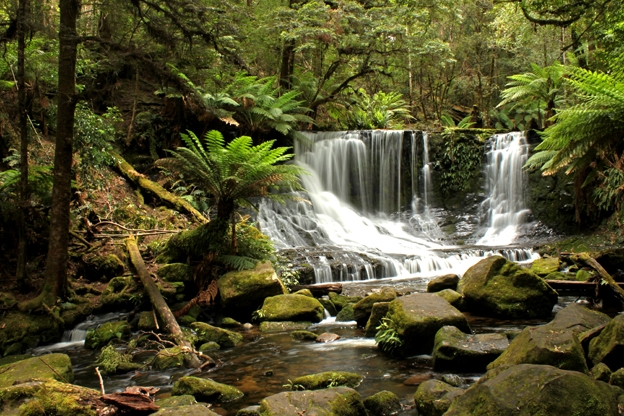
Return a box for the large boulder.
[172,376,244,403]
[380,293,470,356]
[290,371,363,390]
[432,326,508,372]
[459,256,558,319]
[218,262,287,320]
[157,263,193,283]
[0,354,73,388]
[352,288,397,327]
[259,387,366,416]
[190,322,243,348]
[548,303,611,334]
[589,313,624,370]
[0,311,63,356]
[259,294,324,323]
[427,274,460,293]
[444,364,622,416]
[413,379,464,416]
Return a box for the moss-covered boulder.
[259,294,324,323]
[548,303,611,334]
[335,304,355,322]
[198,342,221,353]
[259,321,311,332]
[221,317,242,328]
[236,405,261,415]
[157,263,193,283]
[291,330,319,341]
[364,302,390,337]
[459,256,558,319]
[427,274,460,293]
[85,320,131,349]
[172,376,244,403]
[218,262,287,321]
[137,311,159,331]
[362,390,401,416]
[413,379,464,416]
[190,322,242,348]
[291,371,363,390]
[319,298,338,316]
[328,292,362,311]
[152,346,188,370]
[259,387,366,416]
[152,404,220,415]
[382,293,470,356]
[590,362,612,382]
[83,253,126,281]
[101,276,144,311]
[530,257,561,276]
[0,353,73,388]
[434,289,464,309]
[432,326,508,372]
[444,364,622,416]
[589,314,624,370]
[156,394,198,408]
[0,311,63,356]
[352,288,397,327]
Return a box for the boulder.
[589,314,624,370]
[530,257,561,276]
[364,302,390,337]
[155,394,197,408]
[190,322,242,348]
[236,405,261,415]
[0,353,73,388]
[218,262,287,320]
[290,330,318,341]
[413,379,464,416]
[259,322,311,332]
[0,311,63,356]
[221,317,242,328]
[362,390,401,416]
[427,274,460,293]
[85,320,131,349]
[259,387,366,416]
[259,294,324,323]
[316,333,341,343]
[444,364,622,416]
[291,371,363,390]
[432,326,508,372]
[137,311,159,331]
[380,293,470,356]
[590,362,612,382]
[198,342,221,353]
[172,376,244,403]
[352,288,397,326]
[156,263,193,283]
[433,289,464,309]
[319,298,338,316]
[548,303,610,334]
[335,304,355,322]
[328,292,362,311]
[610,368,624,389]
[459,256,558,319]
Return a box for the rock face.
[352,288,397,326]
[589,313,624,370]
[459,256,558,319]
[259,294,324,323]
[444,364,622,416]
[381,293,470,356]
[427,274,460,293]
[259,387,366,416]
[190,322,243,348]
[291,371,363,390]
[218,262,287,320]
[413,379,464,416]
[0,354,74,388]
[432,326,508,372]
[172,376,244,403]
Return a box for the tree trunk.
[279,40,295,90]
[126,237,201,368]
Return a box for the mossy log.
[111,152,208,224]
[126,237,201,368]
[566,253,624,305]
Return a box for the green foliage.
[329,89,413,130]
[375,317,403,355]
[0,158,53,206]
[283,379,305,391]
[273,255,301,291]
[96,344,133,375]
[437,129,483,198]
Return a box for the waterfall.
[477,132,531,246]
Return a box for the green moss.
[0,311,62,356]
[198,342,221,353]
[82,253,125,281]
[172,376,243,403]
[11,380,100,416]
[290,330,318,341]
[156,394,197,408]
[291,371,363,390]
[259,322,311,332]
[362,390,401,416]
[293,289,313,297]
[530,257,561,276]
[434,289,464,308]
[328,293,362,311]
[153,347,187,370]
[328,389,367,415]
[85,320,131,349]
[190,322,242,348]
[0,354,73,388]
[101,276,143,311]
[364,302,390,337]
[156,263,193,283]
[609,368,624,389]
[335,304,355,322]
[588,314,624,370]
[590,363,612,382]
[414,379,463,416]
[221,317,241,328]
[260,294,324,323]
[353,288,397,325]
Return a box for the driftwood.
[111,151,208,224]
[292,283,342,296]
[126,236,201,368]
[101,392,159,413]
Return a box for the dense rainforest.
[0,0,624,414]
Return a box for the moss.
[414,379,463,416]
[0,354,73,388]
[433,326,508,372]
[319,298,338,316]
[156,394,197,408]
[260,294,324,323]
[10,380,100,416]
[152,347,187,370]
[434,289,464,308]
[362,390,401,416]
[258,387,365,416]
[259,322,311,332]
[353,288,397,326]
[177,314,196,326]
[328,389,367,415]
[328,292,362,311]
[172,376,243,403]
[427,274,460,293]
[335,304,355,322]
[198,342,221,353]
[293,289,313,297]
[0,311,62,356]
[291,371,363,390]
[590,363,612,382]
[530,257,561,276]
[576,269,593,281]
[156,263,193,283]
[85,320,131,349]
[588,314,624,370]
[190,322,242,348]
[221,317,241,328]
[82,253,125,281]
[101,276,143,311]
[137,311,159,331]
[609,368,624,389]
[364,302,390,337]
[290,330,318,341]
[0,292,17,309]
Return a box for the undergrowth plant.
[375,317,403,355]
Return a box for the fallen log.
[292,283,343,296]
[126,236,202,368]
[563,253,624,305]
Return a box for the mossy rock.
[530,257,561,276]
[362,390,401,416]
[544,271,575,281]
[319,298,338,316]
[590,362,612,382]
[414,379,464,416]
[353,288,397,326]
[444,364,622,416]
[259,322,311,332]
[577,269,594,281]
[236,405,261,415]
[172,376,244,403]
[190,322,242,348]
[0,353,73,388]
[83,253,126,281]
[294,289,313,297]
[199,342,221,353]
[610,368,624,389]
[259,294,324,323]
[459,256,558,319]
[152,404,220,415]
[137,311,160,331]
[427,274,460,293]
[292,371,363,390]
[152,346,188,370]
[291,330,318,341]
[434,289,464,309]
[101,276,144,311]
[432,326,508,372]
[157,263,193,283]
[0,311,63,356]
[364,302,390,337]
[156,394,198,408]
[328,292,362,311]
[85,320,131,349]
[589,314,624,370]
[548,303,610,335]
[335,304,355,322]
[221,317,242,328]
[259,387,366,416]
[0,354,32,367]
[177,314,197,326]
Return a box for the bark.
[292,283,343,296]
[126,237,201,368]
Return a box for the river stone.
[530,257,561,276]
[362,390,401,416]
[218,261,287,320]
[138,311,159,331]
[292,371,363,390]
[221,317,242,328]
[291,330,318,341]
[403,372,434,386]
[590,362,612,382]
[589,314,624,370]
[316,332,341,343]
[157,394,198,407]
[432,326,508,372]
[336,304,355,322]
[198,342,221,353]
[444,364,622,416]
[353,288,398,327]
[364,302,390,337]
[190,322,242,348]
[260,294,324,323]
[383,293,470,356]
[459,256,558,319]
[85,320,131,349]
[157,263,193,283]
[294,289,314,297]
[259,387,366,416]
[434,289,464,309]
[328,292,362,311]
[0,353,74,388]
[413,379,464,416]
[152,404,220,416]
[172,376,244,403]
[236,405,261,415]
[427,274,460,292]
[259,321,311,332]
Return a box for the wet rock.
[364,302,390,337]
[259,321,311,332]
[427,274,460,293]
[290,330,318,341]
[153,346,188,370]
[101,276,143,311]
[0,311,64,356]
[259,294,324,323]
[363,390,401,416]
[316,332,341,343]
[590,362,612,382]
[259,387,366,416]
[190,322,242,348]
[294,289,313,297]
[221,317,242,328]
[243,323,253,330]
[85,320,131,349]
[459,256,558,319]
[445,364,622,416]
[336,304,355,322]
[609,368,624,389]
[198,342,221,353]
[441,374,465,387]
[433,289,464,309]
[156,394,199,408]
[172,376,244,403]
[156,263,193,283]
[530,257,561,276]
[236,405,261,415]
[353,288,398,327]
[291,371,363,390]
[319,298,338,316]
[177,314,196,326]
[403,372,434,386]
[218,262,287,321]
[589,314,624,370]
[382,293,470,356]
[549,303,610,334]
[152,404,219,415]
[413,379,464,416]
[432,326,508,372]
[0,353,73,388]
[328,292,362,311]
[83,253,125,281]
